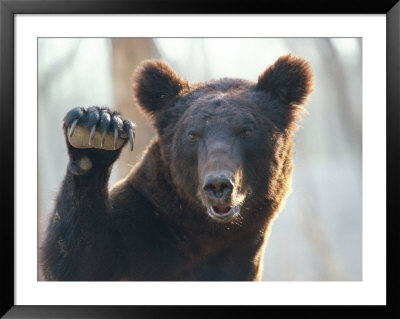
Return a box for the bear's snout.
[199,171,242,222]
[203,174,234,205]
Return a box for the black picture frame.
[1,0,399,318]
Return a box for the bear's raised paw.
[64,106,136,151]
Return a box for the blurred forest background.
[38,38,362,281]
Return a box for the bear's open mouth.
[213,205,231,215]
[206,204,240,222]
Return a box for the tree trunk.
[111,38,160,183]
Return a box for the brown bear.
[41,54,313,281]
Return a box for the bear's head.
[132,55,313,224]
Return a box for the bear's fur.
[41,54,313,281]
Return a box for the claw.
[99,112,111,147]
[89,125,96,145]
[64,107,84,126]
[112,115,123,150]
[101,130,107,147]
[69,119,78,137]
[128,128,134,151]
[123,120,136,152]
[114,127,119,150]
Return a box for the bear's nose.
[203,175,234,202]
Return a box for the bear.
[41,54,313,281]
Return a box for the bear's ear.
[132,60,189,115]
[256,54,313,105]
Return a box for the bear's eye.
[240,128,253,138]
[188,132,198,142]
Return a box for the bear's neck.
[127,139,200,228]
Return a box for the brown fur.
[41,56,313,281]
